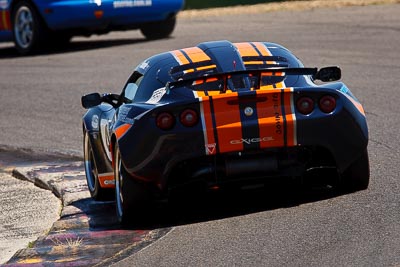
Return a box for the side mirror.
[81,93,102,109]
[314,66,341,82]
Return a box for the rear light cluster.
[156,108,199,130]
[296,95,336,115]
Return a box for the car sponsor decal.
[113,0,152,8]
[138,60,150,72]
[98,172,115,188]
[118,106,135,124]
[146,87,167,104]
[199,97,217,155]
[198,88,297,154]
[0,0,8,9]
[0,10,10,31]
[256,88,297,148]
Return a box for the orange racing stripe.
[171,49,190,65]
[182,47,209,63]
[171,47,220,154]
[257,90,286,148]
[255,42,286,89]
[235,43,264,89]
[211,92,243,153]
[115,123,131,140]
[253,42,273,61]
[283,88,297,146]
[171,47,219,97]
[256,88,297,148]
[182,47,219,97]
[234,42,295,148]
[235,42,281,90]
[234,42,261,67]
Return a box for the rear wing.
[169,56,290,81]
[166,66,340,93]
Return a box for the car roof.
[136,40,301,75]
[132,40,303,101]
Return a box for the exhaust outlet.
[225,156,278,177]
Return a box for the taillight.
[319,95,336,113]
[296,96,314,115]
[180,109,198,127]
[156,112,175,130]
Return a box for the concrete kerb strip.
[11,161,90,207]
[5,160,168,267]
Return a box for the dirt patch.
[179,0,399,18]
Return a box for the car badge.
[244,107,253,116]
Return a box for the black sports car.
[81,40,369,224]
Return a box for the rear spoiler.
[169,56,289,80]
[166,66,341,92]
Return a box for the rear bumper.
[118,88,368,193]
[296,107,368,172]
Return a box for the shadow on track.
[4,169,344,266]
[0,37,158,59]
[68,179,343,232]
[137,184,342,230]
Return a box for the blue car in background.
[0,0,185,55]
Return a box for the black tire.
[83,131,112,200]
[11,0,49,55]
[140,16,176,40]
[114,143,151,225]
[339,149,370,193]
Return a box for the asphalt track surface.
[0,3,399,267]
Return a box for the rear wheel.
[140,16,176,40]
[339,149,370,193]
[83,131,112,200]
[114,143,150,225]
[12,0,49,55]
